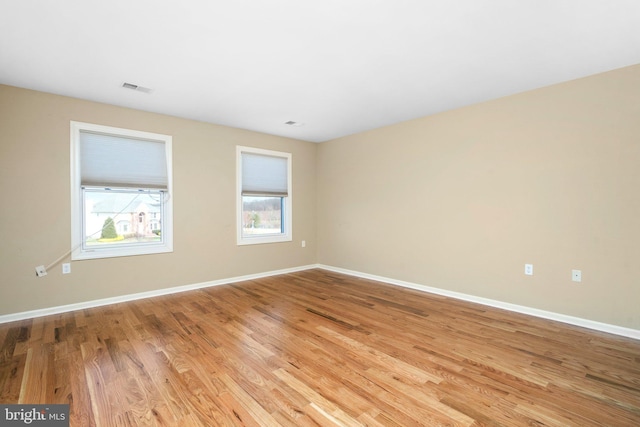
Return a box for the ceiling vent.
[284,121,304,127]
[122,82,153,93]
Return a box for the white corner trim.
[0,264,318,324]
[318,264,640,341]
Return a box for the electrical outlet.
[524,264,533,276]
[301,240,306,248]
[35,265,47,277]
[62,263,71,274]
[572,269,581,282]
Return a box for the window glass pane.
[83,189,165,248]
[242,196,283,236]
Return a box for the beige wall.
[3,65,640,331]
[0,85,317,316]
[318,64,640,330]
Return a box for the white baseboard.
[3,263,639,341]
[0,264,318,324]
[318,264,640,341]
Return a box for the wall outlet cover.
[35,265,47,277]
[572,269,582,282]
[524,264,533,276]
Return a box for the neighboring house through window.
[237,146,292,245]
[71,121,173,260]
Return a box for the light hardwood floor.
[1,269,639,426]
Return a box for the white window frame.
[237,146,292,245]
[70,121,173,260]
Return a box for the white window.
[71,122,173,260]
[237,146,292,245]
[117,220,130,234]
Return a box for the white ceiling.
[1,1,639,143]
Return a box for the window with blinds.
[237,146,292,245]
[71,122,173,260]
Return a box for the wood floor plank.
[0,353,26,403]
[0,269,639,426]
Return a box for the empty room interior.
[1,1,639,426]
